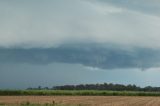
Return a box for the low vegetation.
[1,90,160,96]
[1,83,160,96]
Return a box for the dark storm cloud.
[0,0,160,70]
[0,44,160,69]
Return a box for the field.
[1,96,160,106]
[1,90,160,96]
[1,90,160,106]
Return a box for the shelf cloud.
[0,44,160,70]
[1,0,160,89]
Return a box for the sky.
[1,0,160,89]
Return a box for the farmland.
[1,96,160,106]
[1,90,160,106]
[1,90,160,96]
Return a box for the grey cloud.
[0,0,160,48]
[96,0,160,16]
[0,44,160,69]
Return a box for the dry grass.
[1,96,160,106]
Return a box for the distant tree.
[27,83,160,92]
[38,86,41,90]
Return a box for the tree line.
[27,83,160,92]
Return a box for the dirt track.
[1,96,160,106]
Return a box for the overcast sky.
[0,0,160,48]
[1,0,160,89]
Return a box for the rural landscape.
[1,0,160,106]
[1,84,160,106]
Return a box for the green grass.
[0,90,160,96]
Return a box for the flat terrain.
[1,96,160,106]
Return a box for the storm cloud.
[0,0,160,69]
[0,43,160,69]
[1,0,160,89]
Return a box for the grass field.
[1,90,160,96]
